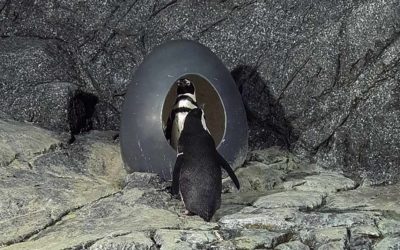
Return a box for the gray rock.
[219,208,378,232]
[223,148,306,193]
[0,119,65,166]
[374,237,400,250]
[0,37,83,132]
[213,241,237,250]
[281,172,356,194]
[220,207,299,231]
[177,218,219,231]
[154,228,288,250]
[349,225,381,250]
[3,191,179,249]
[377,219,400,236]
[213,191,279,222]
[223,161,285,192]
[0,122,127,247]
[213,204,248,222]
[275,241,310,250]
[300,227,347,248]
[325,184,400,214]
[231,229,288,249]
[246,147,298,168]
[317,240,346,250]
[88,232,154,250]
[154,229,218,250]
[253,191,325,210]
[124,172,167,190]
[2,120,399,250]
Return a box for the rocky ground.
[1,118,399,250]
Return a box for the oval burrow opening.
[161,74,226,151]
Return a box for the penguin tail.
[200,213,213,222]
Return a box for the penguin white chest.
[178,98,198,110]
[174,112,189,133]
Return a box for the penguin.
[171,108,240,221]
[165,78,199,151]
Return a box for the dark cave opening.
[68,91,99,139]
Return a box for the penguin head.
[184,108,209,132]
[176,78,195,95]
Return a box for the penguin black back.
[172,108,240,221]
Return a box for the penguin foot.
[165,186,181,200]
[184,210,195,216]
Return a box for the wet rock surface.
[1,120,399,249]
[0,0,399,183]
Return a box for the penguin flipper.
[216,153,240,190]
[165,116,173,141]
[171,154,184,197]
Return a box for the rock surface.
[0,119,399,249]
[275,241,310,250]
[0,0,399,183]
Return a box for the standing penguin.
[165,78,199,151]
[171,108,240,221]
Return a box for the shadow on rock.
[231,65,298,150]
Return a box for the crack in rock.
[1,190,122,247]
[1,205,84,247]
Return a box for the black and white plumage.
[171,108,240,222]
[165,78,200,151]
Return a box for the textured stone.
[0,37,82,132]
[275,241,310,250]
[317,240,346,250]
[124,172,167,190]
[374,237,400,250]
[220,207,299,231]
[0,123,127,247]
[154,229,218,250]
[1,115,400,249]
[253,191,325,210]
[246,147,298,167]
[349,225,381,250]
[283,172,356,194]
[223,148,307,192]
[300,227,347,248]
[4,196,179,249]
[0,164,121,247]
[377,219,400,236]
[231,229,288,249]
[223,161,285,192]
[0,119,65,166]
[325,184,400,214]
[350,225,380,238]
[220,208,378,232]
[88,232,154,250]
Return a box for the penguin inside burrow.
[164,78,206,151]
